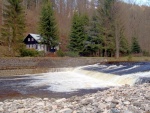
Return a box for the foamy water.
[24,63,150,92]
[27,71,114,92]
[1,62,149,100]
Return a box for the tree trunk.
[115,21,120,59]
[104,48,107,57]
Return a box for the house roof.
[29,33,42,43]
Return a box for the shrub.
[127,54,132,61]
[56,50,65,57]
[38,51,45,57]
[20,48,39,57]
[65,51,79,57]
[142,50,150,56]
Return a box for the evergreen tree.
[69,12,88,53]
[131,37,141,54]
[97,0,115,57]
[83,13,102,56]
[120,35,129,55]
[39,1,58,48]
[1,0,25,56]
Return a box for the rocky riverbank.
[0,83,149,113]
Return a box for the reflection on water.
[0,62,150,100]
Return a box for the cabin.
[23,33,59,53]
[23,33,47,52]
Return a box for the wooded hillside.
[0,0,150,54]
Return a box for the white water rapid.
[26,63,150,93]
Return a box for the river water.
[0,62,150,100]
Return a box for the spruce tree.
[39,1,58,48]
[131,37,141,54]
[97,0,115,57]
[120,35,129,55]
[69,12,88,53]
[83,13,102,56]
[1,0,25,56]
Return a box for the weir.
[0,62,150,99]
[74,69,137,86]
[26,62,150,93]
[74,63,150,85]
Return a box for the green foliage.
[97,0,115,57]
[1,0,25,56]
[69,12,89,53]
[82,12,105,56]
[127,54,132,61]
[65,51,79,57]
[20,48,39,57]
[39,1,59,47]
[77,0,117,57]
[38,51,45,57]
[131,37,141,54]
[120,35,130,55]
[142,50,150,56]
[56,50,65,57]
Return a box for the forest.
[0,0,150,57]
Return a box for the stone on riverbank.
[0,83,149,113]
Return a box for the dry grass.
[0,45,9,57]
[106,56,150,62]
[0,56,150,62]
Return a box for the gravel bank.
[0,83,149,113]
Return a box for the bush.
[38,51,45,57]
[20,48,39,57]
[127,54,132,61]
[142,50,150,56]
[65,51,79,57]
[56,50,65,57]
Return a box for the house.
[23,33,59,53]
[23,33,47,52]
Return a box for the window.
[32,38,34,41]
[28,38,30,41]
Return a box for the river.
[0,62,150,100]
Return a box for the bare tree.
[112,0,125,58]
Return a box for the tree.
[97,0,115,57]
[83,13,102,56]
[111,0,128,58]
[131,37,141,54]
[69,12,88,54]
[39,0,59,49]
[120,31,129,55]
[1,0,25,56]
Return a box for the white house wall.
[37,44,47,52]
[26,44,47,52]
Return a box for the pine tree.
[1,0,25,56]
[120,35,129,55]
[39,1,58,48]
[131,37,141,54]
[97,0,115,57]
[83,13,102,56]
[69,12,88,53]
